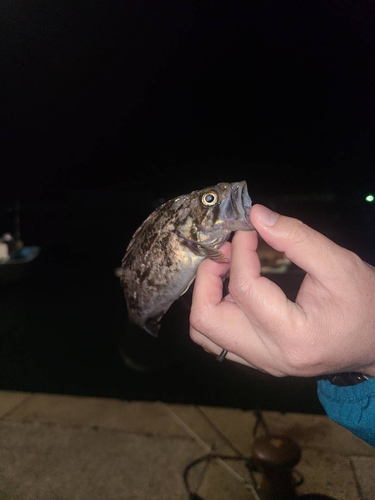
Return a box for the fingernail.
[256,205,279,226]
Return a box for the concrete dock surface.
[0,390,374,499]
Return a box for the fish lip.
[239,180,252,213]
[228,181,254,228]
[224,181,255,231]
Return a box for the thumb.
[250,204,348,282]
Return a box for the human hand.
[189,204,375,377]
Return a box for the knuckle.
[189,307,210,337]
[228,278,251,304]
[340,248,363,274]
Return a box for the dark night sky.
[1,0,375,199]
[1,0,375,408]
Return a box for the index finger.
[191,241,231,311]
[229,230,294,331]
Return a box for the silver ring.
[216,349,228,362]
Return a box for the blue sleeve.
[317,377,375,447]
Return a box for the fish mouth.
[226,181,254,230]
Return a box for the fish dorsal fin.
[177,232,228,263]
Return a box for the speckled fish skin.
[121,181,254,336]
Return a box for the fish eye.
[201,191,218,206]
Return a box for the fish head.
[177,181,254,247]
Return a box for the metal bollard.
[252,434,301,500]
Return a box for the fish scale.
[121,181,254,336]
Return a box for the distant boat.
[0,196,41,286]
[0,245,41,286]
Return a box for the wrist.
[318,372,373,386]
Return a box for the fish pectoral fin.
[144,316,162,337]
[180,276,195,296]
[176,233,204,256]
[177,233,228,263]
[199,246,228,263]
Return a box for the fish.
[121,181,254,336]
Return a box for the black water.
[1,261,320,413]
[1,193,374,414]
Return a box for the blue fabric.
[317,377,375,446]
